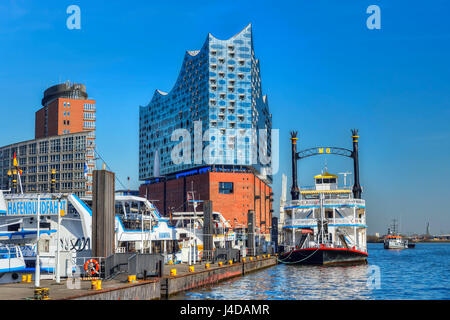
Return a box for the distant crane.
[338,171,352,187]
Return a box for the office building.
[0,82,96,196]
[35,82,96,139]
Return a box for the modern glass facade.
[139,24,272,180]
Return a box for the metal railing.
[300,185,352,191]
[286,199,365,208]
[324,199,365,206]
[73,256,106,279]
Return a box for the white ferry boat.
[279,171,368,264]
[278,130,368,265]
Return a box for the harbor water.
[170,243,450,300]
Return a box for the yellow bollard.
[218,261,223,267]
[268,254,271,258]
[128,275,134,283]
[91,280,98,290]
[262,254,266,258]
[228,260,233,265]
[21,275,27,282]
[170,269,177,276]
[26,274,32,283]
[96,280,102,290]
[249,257,253,261]
[189,266,195,273]
[168,260,173,265]
[242,257,246,262]
[205,263,210,269]
[257,256,260,259]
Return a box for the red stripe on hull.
[294,247,368,256]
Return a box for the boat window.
[7,223,20,232]
[330,178,336,183]
[316,179,322,184]
[323,178,330,183]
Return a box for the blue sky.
[1,0,449,234]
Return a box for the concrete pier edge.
[56,257,278,300]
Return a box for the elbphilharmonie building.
[139,24,272,180]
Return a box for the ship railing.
[300,185,352,191]
[284,217,366,227]
[285,200,320,208]
[323,199,365,206]
[329,217,366,225]
[284,219,317,227]
[74,256,106,279]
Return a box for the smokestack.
[290,131,300,200]
[351,129,362,199]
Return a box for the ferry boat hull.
[278,247,368,265]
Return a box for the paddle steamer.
[278,130,368,265]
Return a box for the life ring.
[84,259,100,276]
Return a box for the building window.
[219,182,233,194]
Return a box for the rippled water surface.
[171,243,450,300]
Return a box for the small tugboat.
[384,235,408,249]
[383,220,408,249]
[0,244,26,283]
[278,130,368,265]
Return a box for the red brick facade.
[139,171,273,235]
